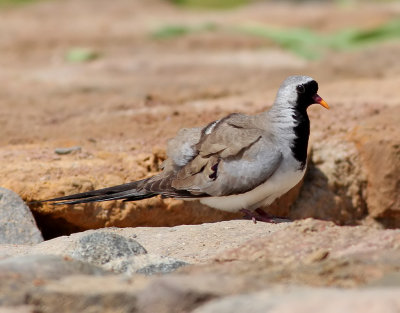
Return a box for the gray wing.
[144,113,283,197]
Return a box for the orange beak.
[312,94,329,109]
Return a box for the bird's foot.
[240,209,258,223]
[240,208,276,224]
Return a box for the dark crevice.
[31,210,85,240]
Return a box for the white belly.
[199,166,305,212]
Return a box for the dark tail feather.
[41,178,156,205]
[53,192,157,205]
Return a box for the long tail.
[41,178,157,205]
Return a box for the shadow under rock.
[31,210,84,240]
[290,159,368,225]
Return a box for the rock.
[114,221,287,264]
[0,229,189,276]
[192,287,400,313]
[0,306,34,313]
[24,273,247,313]
[1,219,400,312]
[115,248,400,313]
[369,272,400,288]
[135,274,237,313]
[0,244,31,261]
[54,146,82,155]
[105,254,187,276]
[0,254,108,281]
[67,231,187,275]
[71,232,147,266]
[26,252,400,313]
[349,108,400,228]
[216,219,400,264]
[290,107,400,227]
[0,188,43,244]
[290,138,367,225]
[0,255,109,306]
[27,276,141,313]
[0,221,286,264]
[25,272,241,313]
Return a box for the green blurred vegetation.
[169,0,398,10]
[152,23,218,39]
[65,48,100,63]
[1,0,398,8]
[2,0,399,60]
[0,0,37,6]
[1,0,251,9]
[169,0,252,9]
[238,19,400,59]
[152,19,400,59]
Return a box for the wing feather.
[165,113,283,197]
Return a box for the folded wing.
[165,113,282,197]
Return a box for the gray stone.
[0,254,109,279]
[54,146,82,155]
[135,274,230,313]
[105,254,187,276]
[0,254,110,306]
[0,187,43,244]
[71,232,147,265]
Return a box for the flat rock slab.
[2,219,400,268]
[0,255,109,306]
[0,220,288,264]
[216,218,400,263]
[0,188,43,245]
[28,275,143,313]
[111,220,289,263]
[0,254,108,280]
[0,307,34,313]
[192,287,400,313]
[105,254,188,276]
[22,269,400,313]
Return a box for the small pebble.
[305,249,330,263]
[54,146,82,155]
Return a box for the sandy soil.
[0,0,399,236]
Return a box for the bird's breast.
[199,159,306,212]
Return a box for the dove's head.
[274,75,329,111]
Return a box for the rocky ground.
[1,210,400,312]
[0,0,400,312]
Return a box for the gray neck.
[255,100,299,157]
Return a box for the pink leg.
[240,208,276,224]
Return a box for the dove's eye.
[296,84,305,94]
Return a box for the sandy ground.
[0,0,400,236]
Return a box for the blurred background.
[0,0,399,237]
